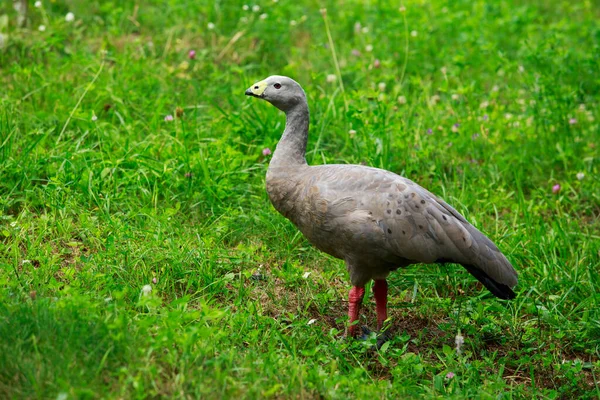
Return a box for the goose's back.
[266,164,517,289]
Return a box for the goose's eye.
[274,83,282,89]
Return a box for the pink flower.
[188,50,196,60]
[373,59,381,68]
[152,277,157,284]
[446,372,455,379]
[164,114,174,122]
[262,148,272,156]
[552,184,560,194]
[351,49,361,57]
[569,118,577,125]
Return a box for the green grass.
[1,0,599,398]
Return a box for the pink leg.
[347,286,365,337]
[373,279,388,331]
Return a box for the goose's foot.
[359,326,392,349]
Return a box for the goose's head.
[245,75,306,112]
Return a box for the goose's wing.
[308,165,518,298]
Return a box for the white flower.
[518,65,525,73]
[34,1,42,8]
[378,82,386,91]
[141,285,152,296]
[410,30,418,37]
[242,4,249,10]
[480,101,489,108]
[207,22,215,30]
[430,94,441,105]
[273,0,279,2]
[526,116,534,126]
[399,6,406,13]
[365,44,373,52]
[91,115,98,121]
[576,172,585,181]
[22,259,31,264]
[361,27,369,34]
[307,319,317,325]
[65,12,75,22]
[252,5,260,12]
[348,129,357,137]
[451,94,459,101]
[517,98,525,105]
[259,13,268,20]
[397,95,407,105]
[492,85,499,92]
[38,25,46,32]
[455,333,464,354]
[302,272,311,279]
[504,113,513,120]
[326,74,337,83]
[290,20,297,26]
[579,103,586,111]
[440,66,447,74]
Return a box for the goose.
[245,76,518,337]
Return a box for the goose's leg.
[347,286,365,337]
[373,279,388,331]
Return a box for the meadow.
[0,0,599,398]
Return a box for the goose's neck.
[270,102,309,167]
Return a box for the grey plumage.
[246,75,518,301]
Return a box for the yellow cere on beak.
[250,80,267,96]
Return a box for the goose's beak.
[245,80,267,98]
